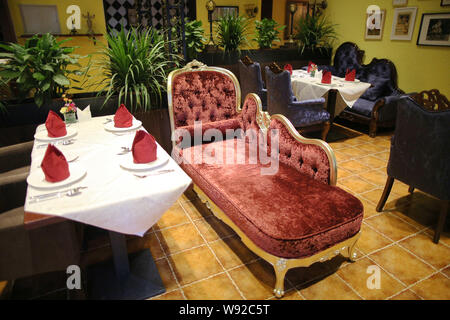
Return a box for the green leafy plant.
[0,33,87,107]
[216,14,251,54]
[254,18,285,49]
[295,14,337,54]
[185,19,206,59]
[93,27,180,112]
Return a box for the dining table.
[24,115,192,299]
[291,69,371,119]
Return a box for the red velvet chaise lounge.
[167,60,364,298]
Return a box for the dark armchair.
[265,63,330,140]
[317,42,365,78]
[376,90,450,243]
[238,56,267,110]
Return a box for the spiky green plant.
[215,14,251,54]
[0,33,87,107]
[93,27,180,112]
[254,18,285,49]
[295,14,337,54]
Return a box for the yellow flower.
[60,107,68,113]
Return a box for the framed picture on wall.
[390,7,417,40]
[365,9,386,40]
[441,0,450,7]
[284,1,309,40]
[211,6,239,21]
[417,13,450,47]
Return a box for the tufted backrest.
[265,67,295,115]
[359,58,398,101]
[238,60,265,105]
[333,42,364,78]
[170,68,239,129]
[268,116,333,185]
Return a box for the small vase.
[64,112,77,124]
[310,70,316,78]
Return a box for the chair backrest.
[238,57,265,105]
[388,94,450,200]
[412,89,450,112]
[359,58,400,101]
[333,42,364,77]
[265,63,295,116]
[167,60,241,133]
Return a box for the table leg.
[326,89,338,121]
[87,231,165,300]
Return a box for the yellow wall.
[326,0,450,97]
[196,0,262,49]
[7,0,108,93]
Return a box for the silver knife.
[28,186,87,200]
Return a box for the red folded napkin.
[321,71,332,84]
[345,68,356,82]
[307,61,315,73]
[41,144,70,182]
[132,130,157,164]
[114,104,133,128]
[45,110,67,138]
[284,64,293,75]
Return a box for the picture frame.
[211,6,239,21]
[365,9,386,40]
[441,0,450,7]
[390,7,417,40]
[20,4,61,35]
[284,1,310,40]
[393,0,408,6]
[417,13,450,47]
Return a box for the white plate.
[34,127,77,142]
[35,151,78,168]
[104,119,142,132]
[120,154,169,172]
[343,79,360,83]
[27,163,86,190]
[319,82,336,86]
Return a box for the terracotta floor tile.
[373,151,390,160]
[209,236,259,270]
[334,151,351,162]
[357,223,393,255]
[194,216,236,242]
[228,260,280,300]
[389,289,422,300]
[369,245,435,286]
[358,156,387,170]
[360,188,399,207]
[339,160,372,174]
[337,167,353,179]
[156,258,179,292]
[441,266,450,278]
[183,273,242,300]
[358,143,386,154]
[181,199,213,220]
[358,170,388,187]
[365,213,421,241]
[157,223,205,255]
[360,199,379,219]
[399,232,450,269]
[299,274,360,300]
[370,138,391,148]
[339,147,368,159]
[390,180,411,196]
[169,246,223,286]
[154,203,190,230]
[151,289,185,300]
[410,273,450,300]
[126,232,165,260]
[337,257,405,300]
[329,141,349,150]
[388,207,434,231]
[339,176,377,194]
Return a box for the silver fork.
[37,139,75,149]
[134,169,175,178]
[103,118,113,124]
[28,186,87,203]
[117,147,131,155]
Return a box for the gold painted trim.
[269,114,338,186]
[194,185,360,298]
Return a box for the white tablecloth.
[291,69,371,116]
[24,116,192,237]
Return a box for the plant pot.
[63,112,77,123]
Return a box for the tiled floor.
[2,125,449,300]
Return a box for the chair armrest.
[288,97,326,109]
[0,172,28,214]
[0,141,34,174]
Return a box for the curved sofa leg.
[347,238,358,262]
[321,121,331,141]
[273,268,287,298]
[369,119,377,138]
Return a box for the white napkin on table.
[314,70,323,79]
[77,105,92,122]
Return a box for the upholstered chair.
[317,42,365,77]
[265,63,330,141]
[376,90,450,243]
[238,56,267,110]
[0,140,33,177]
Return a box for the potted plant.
[295,14,337,54]
[0,33,88,107]
[92,26,179,112]
[185,19,206,60]
[215,13,250,59]
[254,18,285,49]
